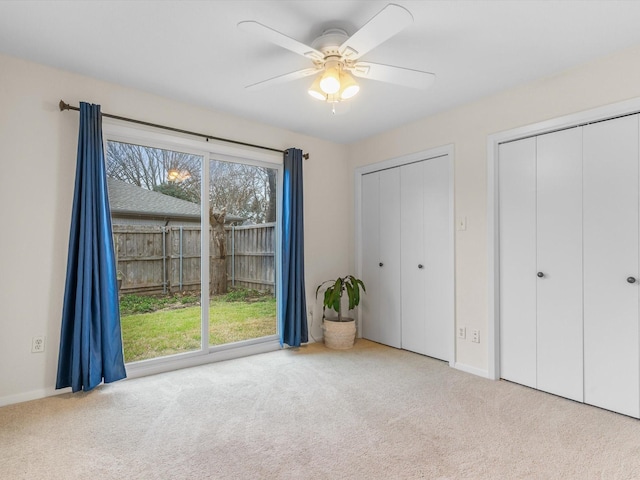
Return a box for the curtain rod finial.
[303,153,309,160]
[59,100,69,111]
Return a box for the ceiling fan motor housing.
[310,28,357,69]
[311,28,350,55]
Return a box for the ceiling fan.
[238,3,435,112]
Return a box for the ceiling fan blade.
[238,21,324,62]
[350,62,435,89]
[339,4,413,61]
[245,67,320,91]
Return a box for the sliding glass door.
[104,134,281,364]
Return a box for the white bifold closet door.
[361,168,402,348]
[536,127,583,402]
[499,137,538,388]
[499,127,583,401]
[583,115,640,418]
[400,157,452,360]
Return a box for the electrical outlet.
[457,327,466,339]
[32,336,45,353]
[471,330,480,344]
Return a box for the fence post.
[162,226,167,294]
[179,226,183,291]
[231,224,235,288]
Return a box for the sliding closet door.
[361,169,402,348]
[499,138,537,389]
[583,115,640,418]
[536,128,583,402]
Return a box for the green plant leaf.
[316,275,366,316]
[324,287,333,308]
[346,282,355,310]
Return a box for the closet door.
[400,162,427,354]
[361,169,402,348]
[401,157,452,360]
[536,128,583,402]
[422,156,451,361]
[361,172,381,344]
[583,115,640,418]
[499,138,537,388]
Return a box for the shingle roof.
[107,177,245,223]
[107,177,200,219]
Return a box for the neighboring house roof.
[107,177,244,223]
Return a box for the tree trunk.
[266,169,277,223]
[210,208,227,295]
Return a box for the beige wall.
[4,42,640,405]
[348,44,640,373]
[0,53,350,405]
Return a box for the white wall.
[5,42,640,405]
[348,44,640,374]
[0,53,350,405]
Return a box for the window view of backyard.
[106,140,278,363]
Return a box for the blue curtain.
[56,102,127,392]
[280,148,308,347]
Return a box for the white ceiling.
[2,1,640,144]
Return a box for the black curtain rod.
[59,100,309,160]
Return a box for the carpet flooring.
[2,339,640,479]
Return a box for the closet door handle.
[537,272,544,278]
[418,264,424,269]
[379,262,384,267]
[627,277,636,284]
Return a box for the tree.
[106,141,201,201]
[209,160,277,224]
[106,140,278,223]
[265,169,277,223]
[153,182,199,203]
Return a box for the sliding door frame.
[103,120,283,380]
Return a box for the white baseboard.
[0,386,72,408]
[453,362,490,379]
[0,340,281,407]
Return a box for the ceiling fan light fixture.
[339,71,360,100]
[319,61,341,94]
[307,76,326,101]
[167,169,180,181]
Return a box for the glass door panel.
[208,159,278,345]
[105,140,203,362]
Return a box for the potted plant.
[315,275,366,349]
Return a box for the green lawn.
[120,290,277,363]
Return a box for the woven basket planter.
[323,318,356,350]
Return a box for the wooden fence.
[226,224,276,292]
[114,223,275,295]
